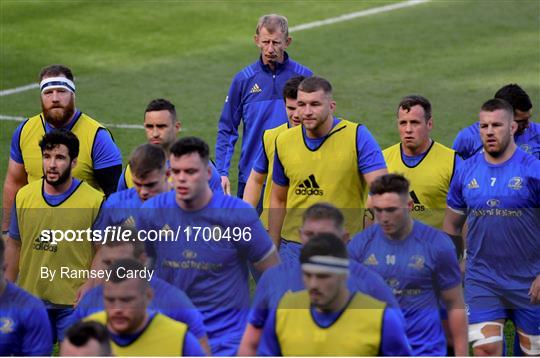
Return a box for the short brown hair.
[39,64,74,81]
[302,203,344,230]
[145,98,177,123]
[494,84,532,112]
[283,76,305,100]
[397,95,432,122]
[480,98,514,121]
[129,144,166,179]
[298,76,332,96]
[369,173,410,197]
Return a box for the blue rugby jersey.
[136,191,274,355]
[447,149,540,289]
[0,282,52,356]
[215,53,312,184]
[348,221,461,356]
[92,187,143,231]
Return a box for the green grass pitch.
[1,0,538,355]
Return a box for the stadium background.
[0,0,538,355]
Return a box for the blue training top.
[0,282,53,356]
[215,53,312,184]
[348,220,462,356]
[447,149,540,289]
[136,191,275,355]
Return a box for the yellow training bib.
[275,120,366,242]
[86,311,187,356]
[20,113,105,191]
[276,290,385,356]
[15,180,103,305]
[383,141,457,228]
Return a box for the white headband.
[40,76,75,94]
[301,255,349,275]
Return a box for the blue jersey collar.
[258,52,290,73]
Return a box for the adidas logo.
[33,235,57,252]
[161,224,172,232]
[410,191,425,212]
[295,174,324,196]
[467,178,479,189]
[364,254,379,266]
[122,216,136,229]
[250,83,262,93]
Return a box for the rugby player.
[85,259,205,356]
[70,232,210,354]
[215,14,312,196]
[60,321,112,356]
[0,238,53,356]
[349,174,467,356]
[94,143,170,232]
[117,98,222,193]
[243,75,305,225]
[136,136,279,355]
[383,95,461,230]
[453,84,539,160]
[2,64,121,238]
[444,98,540,356]
[5,129,104,343]
[238,202,400,356]
[257,234,411,356]
[269,76,387,263]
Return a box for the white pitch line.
[0,114,144,130]
[0,0,430,127]
[289,0,431,32]
[0,83,39,96]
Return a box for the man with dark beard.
[2,64,122,240]
[4,129,105,345]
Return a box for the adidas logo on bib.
[295,174,323,196]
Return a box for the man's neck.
[306,116,334,139]
[44,177,73,196]
[0,278,6,296]
[402,138,432,157]
[484,142,517,164]
[162,144,171,158]
[388,218,414,241]
[177,187,213,211]
[317,288,351,313]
